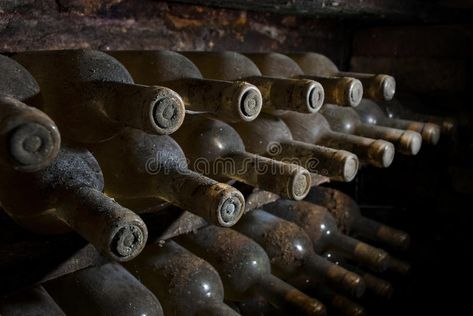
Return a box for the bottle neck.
[0,96,60,172]
[336,72,396,101]
[273,140,359,182]
[304,253,365,298]
[297,75,363,107]
[156,167,245,227]
[319,130,395,168]
[166,78,262,122]
[354,123,422,155]
[245,76,324,113]
[352,216,410,251]
[92,81,185,135]
[326,232,390,272]
[251,273,326,316]
[54,186,147,261]
[222,151,311,200]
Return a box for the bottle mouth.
[400,131,422,155]
[109,221,147,261]
[8,122,60,172]
[306,81,325,113]
[151,92,186,135]
[217,190,245,227]
[378,75,396,101]
[370,139,395,168]
[339,152,359,182]
[422,123,441,145]
[289,168,312,200]
[345,78,364,107]
[238,85,263,121]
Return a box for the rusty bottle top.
[176,225,326,316]
[89,127,245,227]
[356,99,441,145]
[245,52,361,108]
[307,186,411,252]
[182,51,325,113]
[233,209,366,298]
[0,55,61,172]
[0,145,147,261]
[0,286,66,316]
[109,50,262,122]
[231,112,359,182]
[288,52,396,101]
[44,262,163,316]
[172,114,311,200]
[124,241,239,316]
[275,110,395,168]
[379,98,456,138]
[13,50,185,143]
[263,199,390,273]
[321,104,423,155]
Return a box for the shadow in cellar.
[0,1,472,316]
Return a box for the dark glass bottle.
[288,52,396,101]
[355,99,441,145]
[109,50,263,122]
[262,199,390,272]
[233,209,366,298]
[182,51,325,113]
[176,225,327,316]
[89,127,245,227]
[124,241,239,316]
[320,103,422,155]
[0,286,65,316]
[44,262,163,316]
[306,186,410,251]
[274,110,395,168]
[172,114,312,200]
[13,49,185,143]
[231,113,359,182]
[0,145,147,261]
[245,52,363,107]
[0,54,61,172]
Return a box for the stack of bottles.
[0,50,454,315]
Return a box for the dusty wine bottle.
[233,209,366,298]
[306,186,410,251]
[274,110,395,168]
[124,241,239,316]
[355,99,441,145]
[288,52,396,101]
[0,145,148,261]
[380,98,456,138]
[44,262,163,316]
[182,51,325,113]
[13,49,185,143]
[172,114,311,200]
[0,55,61,172]
[0,286,65,316]
[321,103,422,155]
[89,127,245,227]
[262,199,390,272]
[231,112,359,182]
[109,50,262,122]
[176,225,327,316]
[245,52,363,108]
